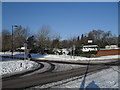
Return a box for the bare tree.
[13,26,28,50]
[87,30,117,47]
[2,30,12,52]
[36,25,52,53]
[52,35,61,48]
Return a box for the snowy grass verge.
[0,60,39,77]
[0,52,120,61]
[43,54,120,61]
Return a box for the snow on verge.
[52,66,119,88]
[32,66,119,89]
[43,54,120,61]
[0,60,38,75]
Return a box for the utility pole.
[11,25,18,58]
[12,25,13,58]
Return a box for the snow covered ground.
[53,66,119,88]
[32,66,119,89]
[43,54,120,61]
[0,52,119,61]
[0,59,38,76]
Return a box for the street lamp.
[11,25,18,58]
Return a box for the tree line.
[0,25,120,53]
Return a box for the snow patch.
[0,60,38,75]
[51,66,119,88]
[41,54,120,61]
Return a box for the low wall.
[95,49,120,57]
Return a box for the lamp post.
[11,25,18,58]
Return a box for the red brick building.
[95,49,120,57]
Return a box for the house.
[81,45,98,52]
[61,49,69,55]
[105,45,118,49]
[53,48,69,55]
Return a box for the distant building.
[53,48,61,55]
[16,46,26,51]
[61,49,69,55]
[81,45,98,52]
[20,47,26,50]
[105,45,118,49]
[16,46,30,53]
[53,48,69,55]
